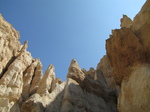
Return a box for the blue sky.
[0,0,145,81]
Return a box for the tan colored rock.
[50,78,63,93]
[22,81,66,112]
[0,14,21,78]
[118,64,150,112]
[0,52,32,111]
[44,82,66,112]
[0,13,118,111]
[21,93,44,112]
[132,0,150,31]
[132,0,150,63]
[20,41,28,53]
[37,64,55,95]
[22,59,117,112]
[66,59,118,112]
[60,78,86,112]
[120,15,133,28]
[67,59,85,83]
[7,1,150,110]
[106,28,143,85]
[86,67,97,80]
[106,1,150,111]
[0,98,13,112]
[0,52,32,100]
[0,14,35,111]
[22,59,39,101]
[29,61,43,96]
[97,55,116,89]
[61,78,113,112]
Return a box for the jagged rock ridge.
[0,1,150,112]
[0,14,117,112]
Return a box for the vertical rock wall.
[106,0,150,111]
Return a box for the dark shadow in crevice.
[0,56,16,79]
[44,87,65,112]
[44,70,118,112]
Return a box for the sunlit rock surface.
[106,0,150,111]
[0,1,150,112]
[0,15,117,112]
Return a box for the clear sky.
[0,0,146,81]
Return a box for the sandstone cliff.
[0,0,150,112]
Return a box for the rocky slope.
[0,0,149,112]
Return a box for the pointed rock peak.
[69,59,81,70]
[67,59,85,82]
[71,59,77,64]
[20,41,28,52]
[44,64,55,78]
[0,14,3,20]
[36,62,42,69]
[34,58,42,69]
[120,14,133,28]
[47,64,55,71]
[89,67,95,71]
[86,67,95,74]
[86,67,97,80]
[37,64,55,95]
[34,58,40,62]
[32,58,40,65]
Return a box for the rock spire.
[0,1,150,112]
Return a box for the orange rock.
[106,28,143,85]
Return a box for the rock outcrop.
[106,0,150,111]
[21,59,117,112]
[0,0,150,112]
[0,14,117,112]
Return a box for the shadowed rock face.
[0,1,150,112]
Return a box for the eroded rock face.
[97,55,116,89]
[106,28,143,85]
[64,59,117,112]
[106,0,150,85]
[0,14,21,78]
[132,0,150,63]
[21,59,118,112]
[106,0,150,111]
[120,15,133,28]
[0,15,118,112]
[118,64,150,112]
[0,0,149,112]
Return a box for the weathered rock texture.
[0,14,117,112]
[0,0,149,112]
[106,0,150,111]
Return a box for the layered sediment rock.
[0,0,150,112]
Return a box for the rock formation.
[0,0,150,112]
[0,14,117,112]
[106,0,150,111]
